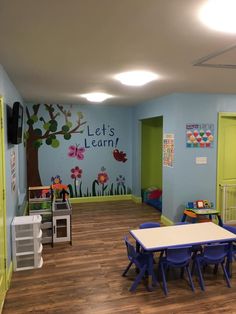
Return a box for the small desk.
[130,222,236,289]
[181,208,223,226]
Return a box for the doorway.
[217,113,236,222]
[0,96,7,310]
[141,116,163,195]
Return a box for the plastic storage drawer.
[15,251,43,270]
[13,215,41,239]
[15,238,41,255]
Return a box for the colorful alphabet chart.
[10,149,16,192]
[186,123,214,148]
[163,133,174,167]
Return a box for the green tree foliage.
[26,104,86,149]
[26,104,87,186]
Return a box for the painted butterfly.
[68,145,85,160]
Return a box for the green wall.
[141,116,163,191]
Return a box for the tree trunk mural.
[26,104,86,187]
[27,142,41,187]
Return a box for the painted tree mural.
[25,104,86,187]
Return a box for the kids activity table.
[130,222,236,290]
[181,208,223,225]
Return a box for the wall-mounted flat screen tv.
[7,102,23,144]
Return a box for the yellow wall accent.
[0,262,13,314]
[217,112,236,211]
[0,96,7,308]
[161,215,174,226]
[6,262,12,289]
[0,296,5,314]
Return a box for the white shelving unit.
[12,215,43,271]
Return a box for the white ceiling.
[1,0,236,106]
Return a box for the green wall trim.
[70,194,133,204]
[141,116,163,191]
[161,215,173,226]
[23,201,28,216]
[131,195,142,203]
[6,261,12,289]
[218,112,236,117]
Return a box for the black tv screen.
[8,102,23,144]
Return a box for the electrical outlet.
[195,157,207,164]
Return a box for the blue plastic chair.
[223,224,236,234]
[139,222,161,258]
[158,245,195,295]
[192,243,231,291]
[122,236,157,292]
[222,224,236,261]
[139,221,161,229]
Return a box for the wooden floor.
[3,201,236,314]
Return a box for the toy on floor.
[142,187,162,211]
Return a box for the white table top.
[130,222,236,251]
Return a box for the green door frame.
[0,96,7,311]
[216,112,236,212]
[141,116,163,192]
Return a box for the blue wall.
[134,93,236,222]
[0,65,26,267]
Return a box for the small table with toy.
[181,200,223,226]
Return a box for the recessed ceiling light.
[81,92,113,103]
[114,70,158,86]
[199,0,236,33]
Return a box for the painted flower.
[71,166,83,179]
[51,175,62,184]
[97,172,109,184]
[116,175,125,186]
